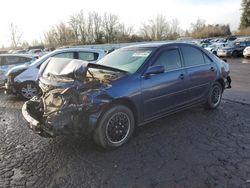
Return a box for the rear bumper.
[22,100,97,137]
[22,100,53,137]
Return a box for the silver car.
[0,54,37,84]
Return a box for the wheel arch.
[215,78,225,91]
[99,97,139,126]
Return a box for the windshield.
[97,48,153,74]
[226,42,236,48]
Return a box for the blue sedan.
[22,42,231,149]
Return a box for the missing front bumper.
[22,100,93,137]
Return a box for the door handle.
[210,67,215,72]
[179,74,184,80]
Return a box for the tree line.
[7,11,240,49]
[42,11,232,48]
[6,0,250,49]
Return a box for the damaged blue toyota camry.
[22,43,231,149]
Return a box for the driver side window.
[154,49,182,71]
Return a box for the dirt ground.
[0,58,250,188]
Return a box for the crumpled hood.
[39,57,127,81]
[40,58,89,82]
[38,57,127,89]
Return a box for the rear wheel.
[18,81,40,100]
[204,82,222,110]
[93,105,135,149]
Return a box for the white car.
[5,48,106,99]
[28,49,44,57]
[243,46,250,58]
[205,42,227,55]
[0,54,37,85]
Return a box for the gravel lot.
[0,58,250,188]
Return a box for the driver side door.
[141,47,190,121]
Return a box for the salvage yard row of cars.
[201,37,250,58]
[0,40,232,149]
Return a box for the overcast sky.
[0,0,241,47]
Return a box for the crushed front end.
[22,58,125,137]
[22,87,92,137]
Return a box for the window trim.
[77,51,99,61]
[52,52,75,59]
[180,45,208,68]
[152,47,183,72]
[4,56,21,65]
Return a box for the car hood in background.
[6,64,29,76]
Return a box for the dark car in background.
[217,40,250,57]
[22,43,231,149]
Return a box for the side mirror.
[145,65,165,76]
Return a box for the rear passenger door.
[180,45,217,102]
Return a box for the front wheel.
[18,81,40,100]
[93,105,135,149]
[204,82,222,110]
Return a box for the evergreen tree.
[239,0,250,29]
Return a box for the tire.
[18,81,40,100]
[232,51,238,58]
[204,82,222,110]
[93,105,135,149]
[212,51,217,56]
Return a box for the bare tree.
[56,22,74,45]
[86,12,94,43]
[190,18,206,38]
[91,11,104,43]
[102,13,119,43]
[9,23,22,48]
[77,11,87,44]
[69,14,80,44]
[140,15,170,41]
[169,18,181,39]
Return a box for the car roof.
[121,41,198,49]
[54,47,106,53]
[0,54,34,58]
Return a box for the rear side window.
[78,52,99,61]
[4,56,20,65]
[181,46,205,67]
[19,57,32,63]
[154,49,182,71]
[53,52,74,59]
